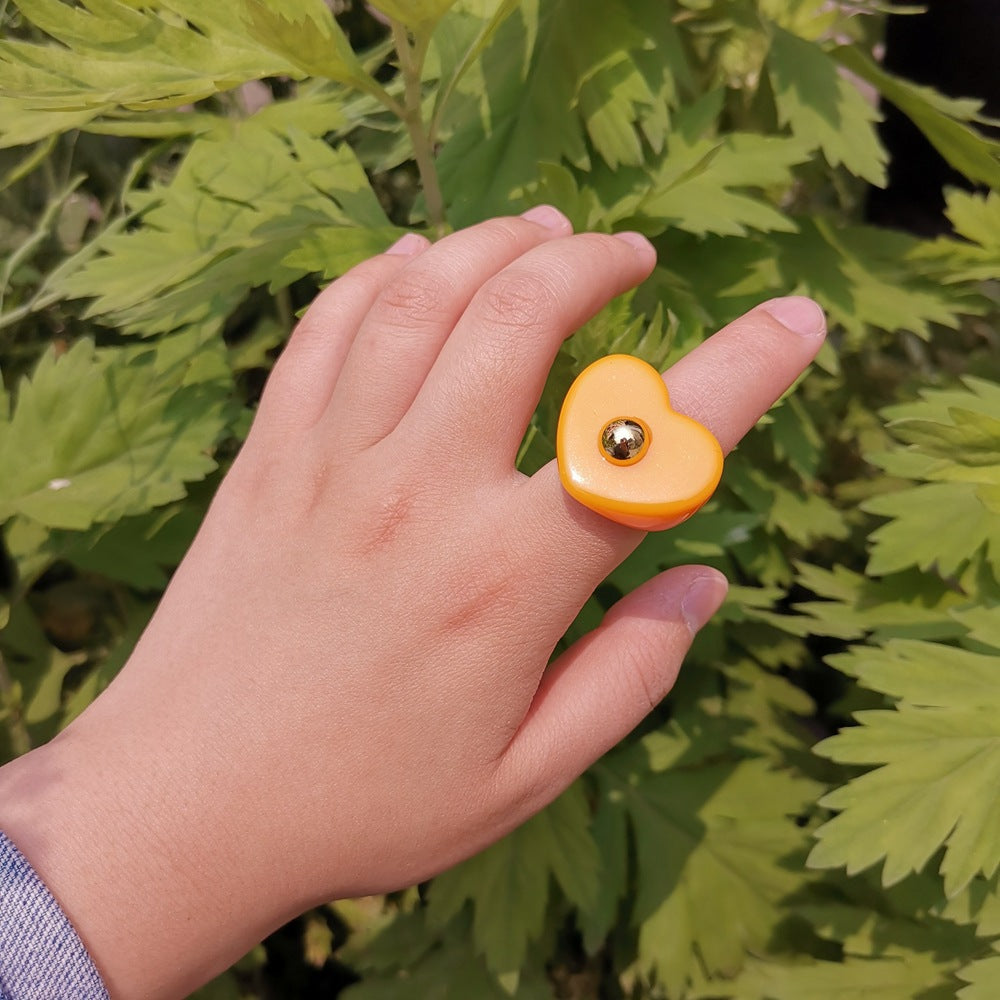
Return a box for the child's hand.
[0,208,826,999]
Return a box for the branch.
[390,21,447,237]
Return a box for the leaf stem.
[0,649,32,758]
[0,175,84,315]
[389,21,447,237]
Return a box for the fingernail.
[385,232,428,256]
[613,231,655,255]
[761,296,826,337]
[520,204,571,231]
[680,571,728,634]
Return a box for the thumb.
[497,565,727,808]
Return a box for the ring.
[555,355,723,530]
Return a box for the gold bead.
[600,418,649,464]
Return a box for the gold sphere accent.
[600,418,649,465]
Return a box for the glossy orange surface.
[556,355,723,531]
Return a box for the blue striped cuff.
[0,831,109,1000]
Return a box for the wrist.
[0,707,273,999]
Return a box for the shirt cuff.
[0,831,110,1000]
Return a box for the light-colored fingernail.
[761,296,826,337]
[520,204,571,231]
[385,232,429,256]
[680,571,728,634]
[613,230,656,255]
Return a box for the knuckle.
[376,272,451,330]
[477,217,530,250]
[474,216,547,254]
[479,270,562,334]
[575,231,628,258]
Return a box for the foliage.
[1,0,998,997]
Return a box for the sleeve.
[0,831,110,1000]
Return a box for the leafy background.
[1,0,998,996]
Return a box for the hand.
[0,207,826,999]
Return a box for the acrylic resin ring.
[556,354,724,531]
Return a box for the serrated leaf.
[928,190,1000,283]
[890,409,1000,470]
[0,0,373,147]
[64,502,206,590]
[834,44,1000,189]
[794,563,967,643]
[0,334,230,530]
[372,0,459,36]
[426,781,599,976]
[772,216,974,339]
[343,913,552,1000]
[593,728,819,995]
[940,874,1000,937]
[726,463,848,548]
[235,0,370,85]
[0,601,84,734]
[51,124,397,333]
[957,947,1000,1000]
[693,953,957,1000]
[187,969,244,1000]
[864,482,1000,579]
[953,605,1000,651]
[811,639,1000,896]
[437,0,684,225]
[859,379,1000,580]
[631,132,809,237]
[768,30,886,185]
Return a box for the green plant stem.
[0,649,32,758]
[390,21,447,237]
[275,286,294,335]
[0,175,84,315]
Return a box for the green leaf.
[0,0,374,146]
[0,98,104,150]
[794,563,969,643]
[940,874,1000,937]
[811,639,1000,896]
[63,502,207,590]
[834,44,1000,189]
[234,0,372,85]
[767,31,886,186]
[630,132,809,237]
[372,0,460,36]
[725,462,848,548]
[957,946,1000,1000]
[0,333,231,530]
[0,601,84,735]
[427,0,520,124]
[861,383,1000,579]
[343,912,553,1000]
[864,482,1000,579]
[437,0,685,225]
[594,727,820,994]
[772,217,975,340]
[890,409,1000,472]
[945,189,1000,257]
[694,953,957,1000]
[52,124,398,333]
[426,782,599,977]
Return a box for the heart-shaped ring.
[556,355,723,530]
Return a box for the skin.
[0,207,826,999]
